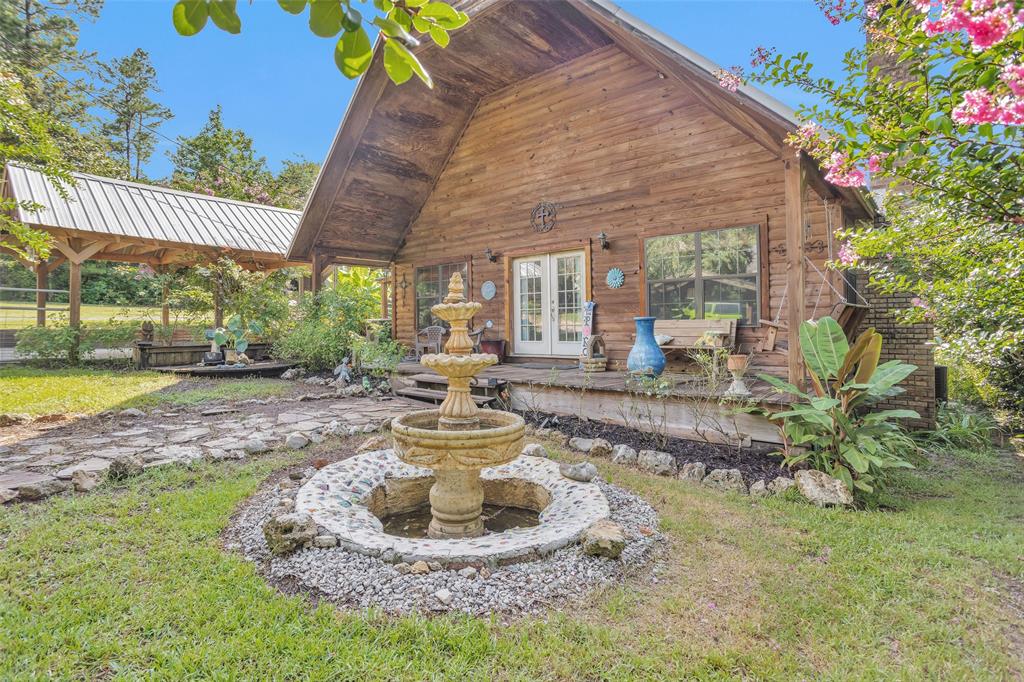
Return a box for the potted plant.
[214,315,263,364]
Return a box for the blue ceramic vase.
[626,316,666,376]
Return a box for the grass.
[0,367,291,416]
[0,370,1022,678]
[0,303,166,329]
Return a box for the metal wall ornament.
[480,280,497,300]
[530,201,557,233]
[606,267,625,289]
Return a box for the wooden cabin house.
[288,0,936,441]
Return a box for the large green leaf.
[277,0,306,14]
[851,332,882,387]
[836,327,876,385]
[799,316,848,383]
[757,373,804,397]
[383,39,431,87]
[862,409,920,423]
[209,0,241,33]
[309,0,344,37]
[373,16,418,46]
[866,360,918,393]
[172,0,209,36]
[334,27,372,78]
[235,338,249,354]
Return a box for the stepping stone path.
[0,396,420,505]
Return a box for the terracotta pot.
[727,354,749,372]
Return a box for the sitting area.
[414,325,446,357]
[654,319,737,356]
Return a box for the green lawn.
[0,303,166,329]
[1,417,1022,678]
[0,367,291,416]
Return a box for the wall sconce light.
[484,247,497,263]
[597,232,610,250]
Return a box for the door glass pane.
[555,254,583,343]
[518,260,543,342]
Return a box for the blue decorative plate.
[606,268,624,289]
[481,280,497,300]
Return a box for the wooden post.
[35,261,48,327]
[379,272,388,318]
[161,279,170,328]
[311,250,325,292]
[213,272,224,328]
[784,157,807,389]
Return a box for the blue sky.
[78,1,864,179]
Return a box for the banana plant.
[213,314,264,354]
[758,316,919,495]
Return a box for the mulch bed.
[521,411,787,483]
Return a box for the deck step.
[407,373,506,390]
[395,386,497,407]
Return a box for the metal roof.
[4,163,300,256]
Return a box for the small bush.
[349,333,406,377]
[272,285,379,372]
[920,403,997,451]
[15,321,138,364]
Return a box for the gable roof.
[287,0,872,263]
[4,163,300,260]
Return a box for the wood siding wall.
[392,45,839,371]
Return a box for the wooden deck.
[395,360,792,406]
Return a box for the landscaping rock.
[678,461,706,483]
[357,434,390,453]
[427,561,443,572]
[71,469,100,492]
[341,384,366,398]
[568,437,594,453]
[313,534,338,548]
[434,588,453,605]
[242,439,271,455]
[56,457,111,480]
[749,479,768,498]
[281,367,305,380]
[0,413,29,427]
[768,476,796,495]
[610,444,638,465]
[409,560,430,575]
[0,488,16,504]
[394,562,412,575]
[589,438,613,458]
[458,566,478,579]
[263,513,317,556]
[18,477,71,500]
[285,433,311,450]
[702,468,747,494]
[795,470,853,507]
[522,443,549,458]
[581,519,626,559]
[108,453,144,480]
[559,461,598,482]
[638,449,677,476]
[119,408,145,418]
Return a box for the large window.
[415,261,467,330]
[645,225,759,325]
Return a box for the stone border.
[295,450,610,566]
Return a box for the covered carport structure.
[1,163,304,330]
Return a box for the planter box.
[134,342,272,370]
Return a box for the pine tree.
[97,48,172,180]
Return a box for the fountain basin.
[294,450,610,566]
[391,409,524,469]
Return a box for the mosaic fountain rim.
[294,450,611,566]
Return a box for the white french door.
[512,251,586,356]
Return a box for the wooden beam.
[311,250,326,292]
[784,156,807,389]
[825,200,845,309]
[35,261,48,327]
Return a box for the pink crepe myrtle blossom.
[815,0,847,25]
[921,0,1021,51]
[867,154,887,173]
[837,241,858,266]
[824,151,867,187]
[952,87,1024,125]
[865,1,881,20]
[750,45,776,67]
[715,66,743,92]
[1001,62,1024,97]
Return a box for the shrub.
[989,344,1024,433]
[920,403,998,451]
[272,285,379,371]
[15,321,138,365]
[758,316,919,496]
[349,333,405,377]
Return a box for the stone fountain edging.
[295,450,610,566]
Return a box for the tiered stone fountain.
[294,272,610,567]
[390,272,525,539]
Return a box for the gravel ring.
[224,472,665,617]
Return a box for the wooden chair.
[415,325,445,357]
[653,319,737,357]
